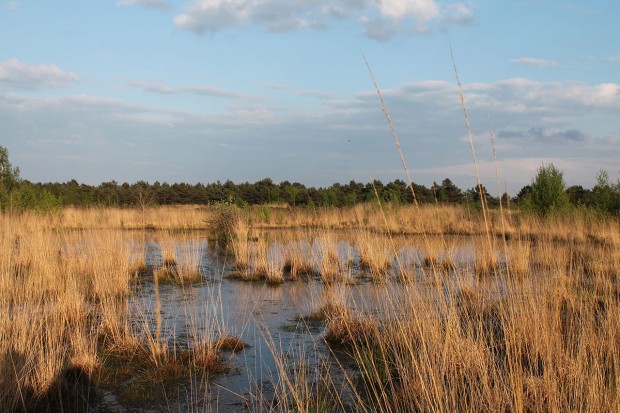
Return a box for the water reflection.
[104,231,515,411]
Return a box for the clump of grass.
[283,240,316,280]
[265,242,285,284]
[356,231,392,281]
[153,238,203,285]
[160,239,177,268]
[206,202,242,243]
[174,238,204,283]
[314,234,341,284]
[308,300,349,322]
[532,238,570,272]
[230,215,250,270]
[214,334,249,352]
[506,238,531,277]
[250,238,269,280]
[473,238,501,277]
[180,342,230,376]
[129,260,150,279]
[419,237,445,269]
[325,310,380,349]
[270,357,340,413]
[440,248,457,272]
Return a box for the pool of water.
[93,232,511,412]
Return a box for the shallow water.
[94,232,515,412]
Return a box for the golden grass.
[283,239,316,280]
[30,203,618,247]
[314,234,341,284]
[230,215,250,270]
[356,230,393,281]
[2,205,619,411]
[0,212,238,411]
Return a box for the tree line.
[1,147,619,215]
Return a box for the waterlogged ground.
[92,231,505,412]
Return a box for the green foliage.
[13,184,62,214]
[258,205,272,222]
[524,164,570,217]
[0,146,21,212]
[441,178,464,203]
[0,147,63,214]
[464,185,497,211]
[591,169,620,215]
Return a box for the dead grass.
[356,230,393,281]
[2,205,619,412]
[314,234,341,284]
[0,212,238,411]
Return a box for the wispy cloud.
[498,127,588,143]
[117,0,169,10]
[441,3,474,24]
[3,1,19,10]
[264,82,339,100]
[1,76,618,190]
[126,79,255,100]
[511,57,558,68]
[173,0,473,38]
[609,55,620,65]
[0,59,79,90]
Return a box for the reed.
[283,239,315,280]
[251,238,269,280]
[174,237,204,284]
[356,230,392,281]
[265,242,285,284]
[230,215,250,270]
[2,195,619,411]
[473,237,501,278]
[506,237,532,277]
[314,234,341,284]
[0,211,245,411]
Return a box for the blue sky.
[0,0,618,194]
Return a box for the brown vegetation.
[1,204,619,412]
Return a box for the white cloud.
[375,0,439,22]
[174,0,473,37]
[511,57,558,68]
[441,2,474,24]
[174,0,261,32]
[459,78,620,113]
[126,79,255,100]
[3,1,19,10]
[0,58,79,90]
[117,0,169,10]
[1,76,617,191]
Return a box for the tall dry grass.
[2,201,619,412]
[265,224,620,413]
[356,230,393,281]
[153,235,204,284]
[0,212,238,412]
[257,59,620,413]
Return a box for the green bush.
[523,164,570,217]
[592,170,620,215]
[13,184,62,213]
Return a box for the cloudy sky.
[1,1,618,194]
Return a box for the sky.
[0,0,618,194]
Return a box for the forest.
[1,146,619,215]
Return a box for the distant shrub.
[591,169,620,215]
[523,164,570,217]
[207,202,242,243]
[13,184,62,214]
